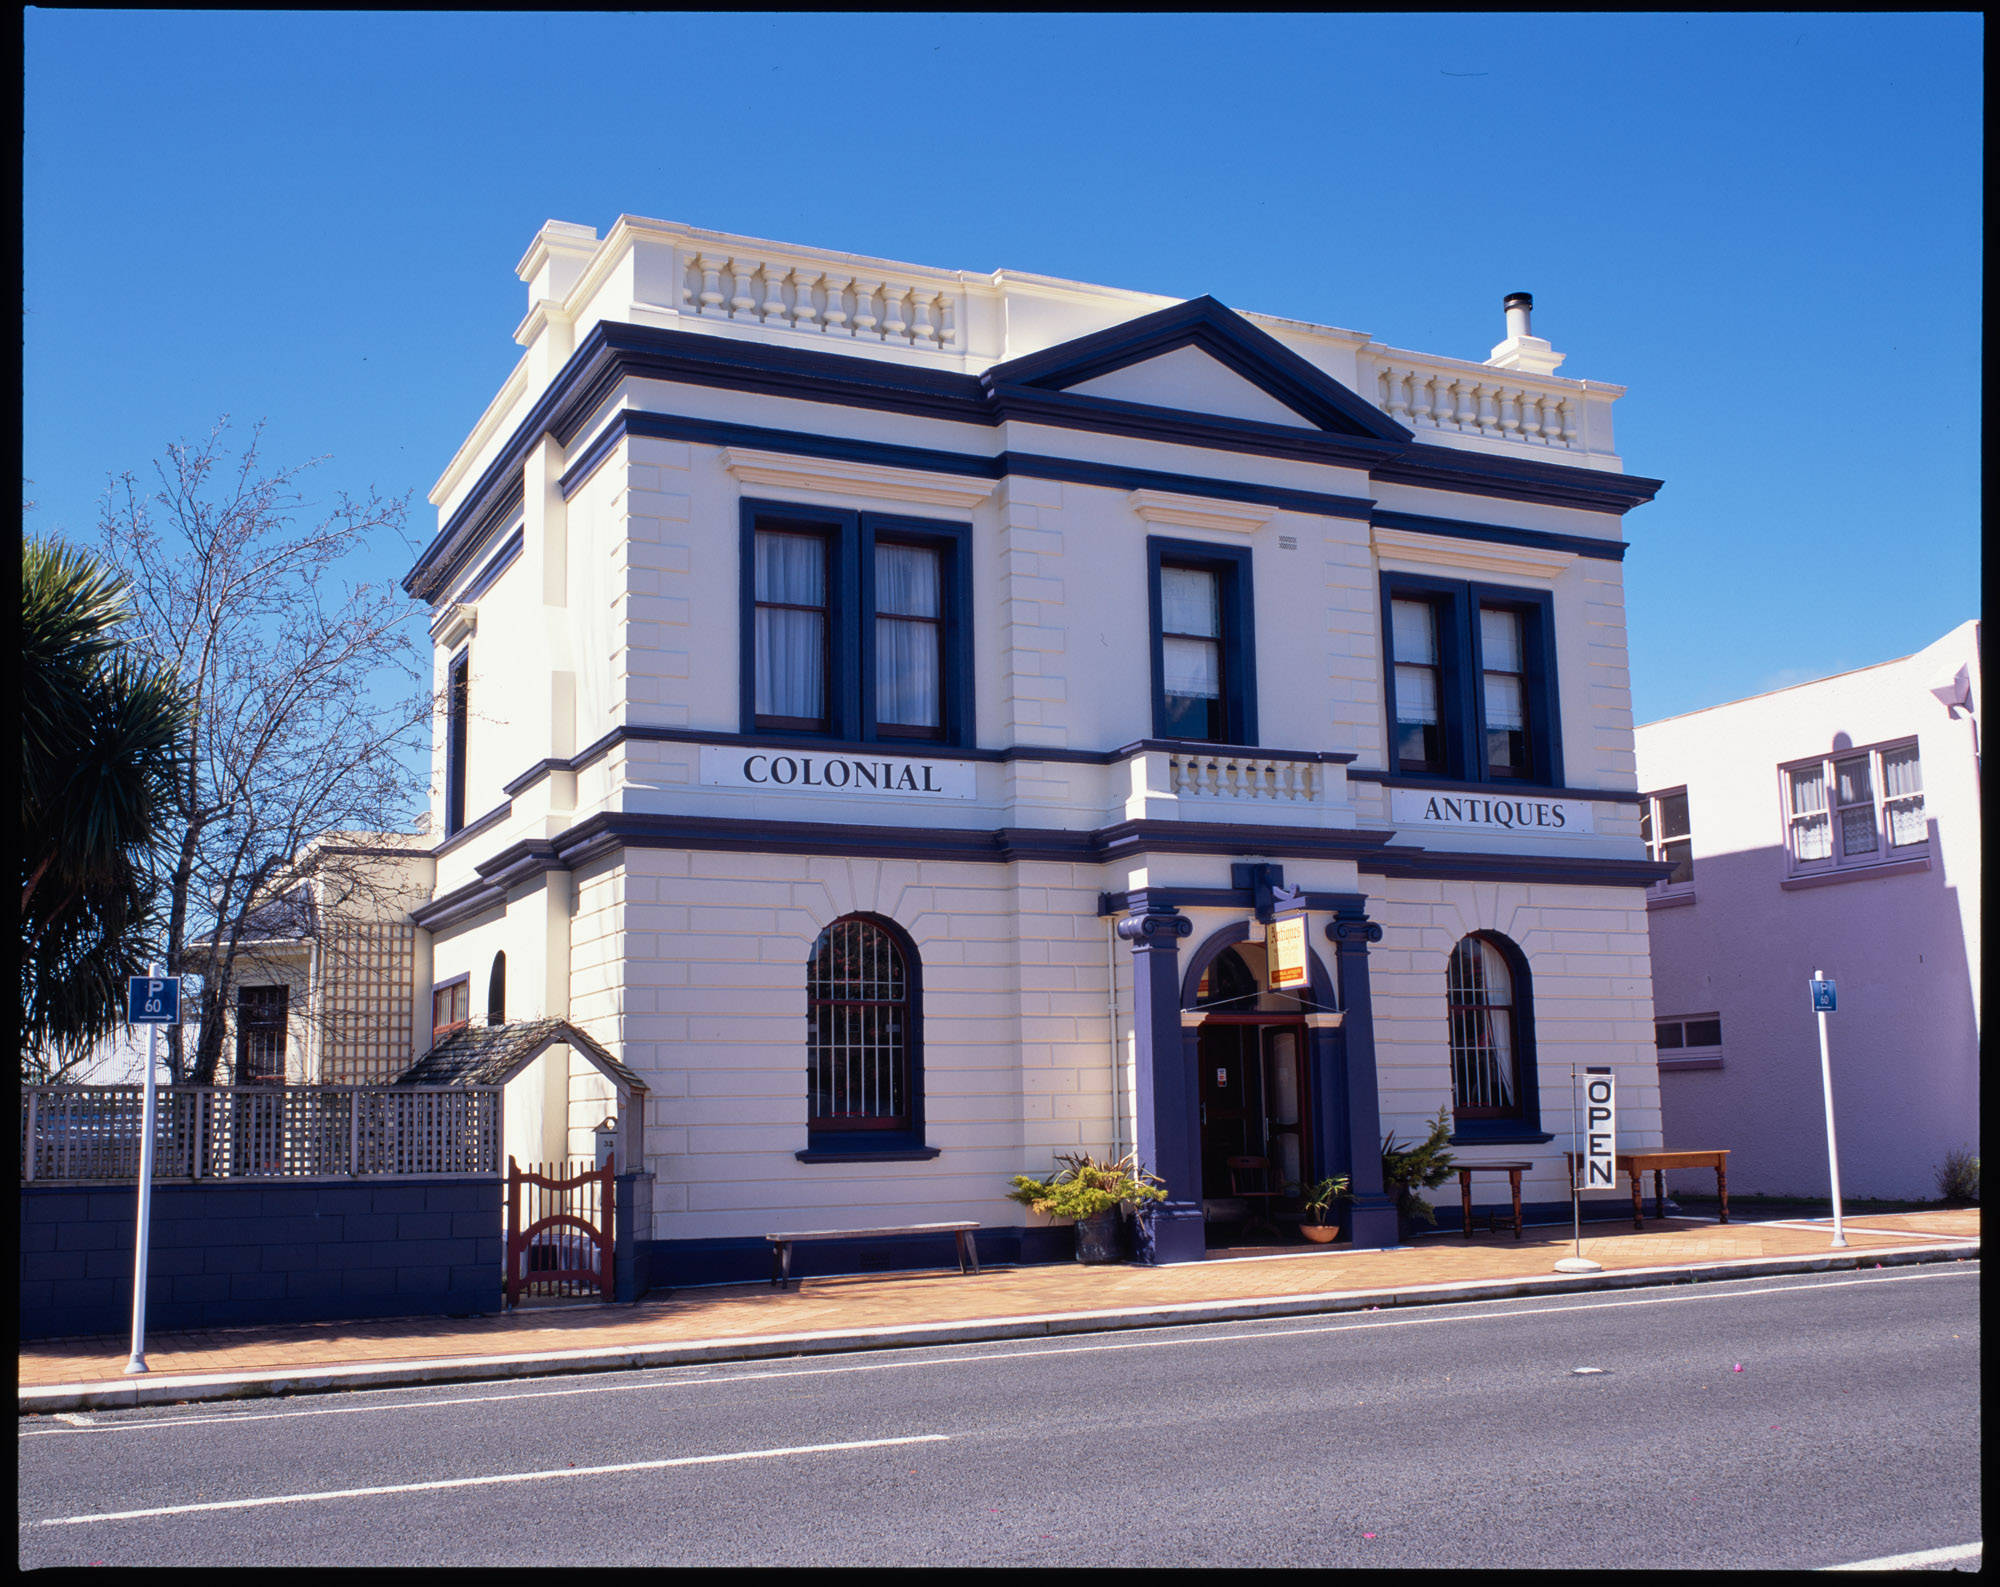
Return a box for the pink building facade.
[1633,621,1981,1199]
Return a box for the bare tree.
[97,419,433,1083]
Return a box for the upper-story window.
[741,503,971,747]
[431,975,470,1044]
[1148,537,1257,745]
[1380,575,1562,786]
[444,651,470,835]
[236,985,289,1086]
[1783,740,1926,874]
[1641,787,1694,889]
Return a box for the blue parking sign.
[128,976,181,1024]
[1811,979,1837,1013]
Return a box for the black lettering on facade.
[921,766,940,792]
[897,766,920,791]
[853,763,879,788]
[801,759,821,786]
[744,755,769,783]
[825,760,850,787]
[1551,804,1567,827]
[1425,797,1443,820]
[771,757,798,785]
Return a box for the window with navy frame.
[802,914,934,1159]
[740,501,974,748]
[1444,931,1547,1142]
[1379,574,1562,786]
[1147,537,1258,746]
[444,650,470,836]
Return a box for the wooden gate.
[505,1155,614,1306]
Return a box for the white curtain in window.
[874,544,941,728]
[1395,664,1438,724]
[1883,745,1926,846]
[1835,755,1877,855]
[1447,937,1515,1110]
[1789,765,1831,860]
[1162,566,1220,639]
[754,533,825,720]
[1483,672,1525,731]
[1392,599,1437,664]
[1164,636,1221,699]
[1480,607,1524,672]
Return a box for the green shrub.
[1008,1151,1167,1221]
[1298,1175,1351,1223]
[1934,1147,1980,1204]
[1381,1105,1457,1228]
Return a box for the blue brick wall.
[19,1178,503,1340]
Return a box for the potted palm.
[1297,1175,1351,1243]
[1009,1152,1167,1263]
[1381,1105,1457,1241]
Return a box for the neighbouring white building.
[400,218,1672,1280]
[1635,621,1982,1201]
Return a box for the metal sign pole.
[125,962,164,1375]
[1554,1059,1601,1273]
[1814,969,1847,1250]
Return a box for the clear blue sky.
[24,11,1982,733]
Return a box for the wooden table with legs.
[1567,1149,1730,1229]
[1456,1161,1534,1240]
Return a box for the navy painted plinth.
[1118,907,1205,1263]
[1327,911,1399,1250]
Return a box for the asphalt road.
[18,1262,1982,1569]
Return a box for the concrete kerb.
[19,1239,1977,1415]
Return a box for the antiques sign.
[700,745,979,800]
[1390,788,1595,835]
[1269,913,1309,989]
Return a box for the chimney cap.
[1504,291,1534,310]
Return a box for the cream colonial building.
[403,218,1671,1278]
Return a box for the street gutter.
[19,1240,1977,1415]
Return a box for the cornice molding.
[1370,523,1576,581]
[720,446,1000,512]
[1127,488,1278,535]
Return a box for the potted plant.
[1297,1175,1351,1243]
[1381,1105,1457,1241]
[1009,1152,1167,1263]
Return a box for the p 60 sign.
[127,976,182,1025]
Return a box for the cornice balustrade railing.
[1358,350,1586,453]
[20,1085,501,1182]
[1168,750,1324,803]
[681,249,962,352]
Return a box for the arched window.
[1447,934,1531,1122]
[807,916,918,1138]
[487,951,506,1026]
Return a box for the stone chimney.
[1486,290,1566,376]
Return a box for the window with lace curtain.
[1148,537,1257,745]
[742,502,971,747]
[1782,740,1926,874]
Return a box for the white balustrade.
[1167,751,1323,803]
[1361,352,1586,453]
[682,250,961,351]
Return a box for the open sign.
[1582,1072,1617,1190]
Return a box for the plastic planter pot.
[1301,1222,1341,1244]
[1075,1208,1122,1263]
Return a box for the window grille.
[1447,936,1519,1119]
[807,917,911,1132]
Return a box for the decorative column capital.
[1117,911,1193,945]
[1325,916,1383,948]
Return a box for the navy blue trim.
[1362,848,1675,887]
[640,1224,1074,1288]
[1449,930,1542,1136]
[983,294,1413,442]
[795,1147,942,1163]
[432,796,509,859]
[1449,1131,1555,1146]
[1147,536,1257,746]
[1380,572,1563,787]
[444,650,471,837]
[1370,508,1625,563]
[455,526,525,605]
[739,500,975,748]
[1345,768,1646,805]
[807,912,927,1152]
[406,316,1663,600]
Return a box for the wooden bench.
[1567,1149,1730,1228]
[766,1221,981,1288]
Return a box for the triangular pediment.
[983,295,1411,443]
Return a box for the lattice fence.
[20,1085,500,1182]
[316,921,418,1084]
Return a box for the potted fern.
[1297,1175,1351,1243]
[1009,1152,1167,1263]
[1381,1105,1457,1241]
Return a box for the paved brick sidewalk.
[19,1209,1976,1397]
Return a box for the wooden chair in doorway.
[1226,1156,1286,1242]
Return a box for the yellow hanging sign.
[1269,912,1309,989]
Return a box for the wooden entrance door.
[1198,1020,1310,1223]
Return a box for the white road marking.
[22,1263,1975,1438]
[31,1433,950,1526]
[52,1414,95,1427]
[1821,1541,1981,1570]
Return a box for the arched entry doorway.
[1181,924,1344,1246]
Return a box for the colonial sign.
[699,745,979,800]
[1269,912,1309,989]
[1390,787,1595,835]
[1582,1071,1617,1191]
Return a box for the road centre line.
[1821,1541,1981,1570]
[30,1433,951,1526]
[21,1264,1973,1439]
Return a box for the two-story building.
[1635,620,1981,1200]
[402,218,1670,1279]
